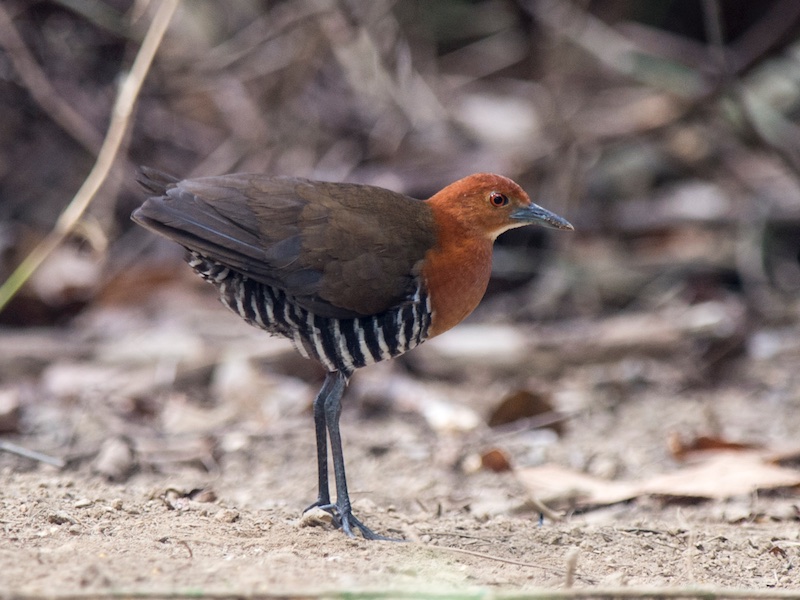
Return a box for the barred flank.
[189,252,432,375]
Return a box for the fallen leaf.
[353,373,481,433]
[134,433,217,471]
[668,432,759,461]
[515,463,640,506]
[768,447,800,469]
[481,448,512,472]
[488,388,562,435]
[769,545,788,560]
[516,452,800,508]
[643,452,800,500]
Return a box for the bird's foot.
[307,501,398,541]
[303,496,331,514]
[338,508,394,541]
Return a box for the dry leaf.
[668,432,759,461]
[353,373,481,433]
[481,448,512,472]
[516,452,800,508]
[768,447,800,469]
[516,463,640,506]
[643,452,800,499]
[488,388,562,434]
[134,433,217,471]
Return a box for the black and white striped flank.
[188,252,431,375]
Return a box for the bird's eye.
[489,192,509,207]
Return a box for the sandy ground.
[1,283,799,597]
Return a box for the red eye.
[489,192,509,207]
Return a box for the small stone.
[48,511,76,525]
[461,453,483,474]
[92,437,134,482]
[299,507,335,530]
[213,508,239,523]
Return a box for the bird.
[132,167,573,540]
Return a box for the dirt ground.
[1,281,799,598]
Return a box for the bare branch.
[0,0,181,313]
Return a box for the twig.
[523,495,564,523]
[486,410,573,440]
[423,531,507,542]
[728,0,800,73]
[0,440,65,468]
[418,542,586,581]
[52,0,133,39]
[524,0,708,98]
[563,547,579,588]
[701,0,800,177]
[0,0,181,314]
[617,528,684,551]
[701,0,727,76]
[176,540,193,559]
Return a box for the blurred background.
[1,0,800,497]
[2,0,800,327]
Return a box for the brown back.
[133,171,437,318]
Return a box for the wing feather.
[133,171,436,318]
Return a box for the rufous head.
[427,173,573,240]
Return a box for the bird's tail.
[136,166,179,195]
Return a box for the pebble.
[213,508,240,523]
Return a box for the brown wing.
[132,169,437,319]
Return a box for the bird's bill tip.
[511,203,574,231]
